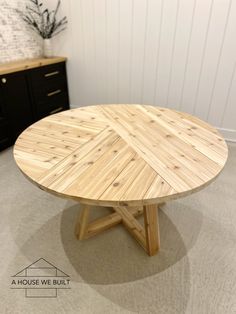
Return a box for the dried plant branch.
[16,0,67,39]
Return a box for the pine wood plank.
[39,128,119,190]
[75,204,91,240]
[45,113,105,132]
[99,153,153,202]
[85,206,143,238]
[144,204,160,256]
[99,106,196,192]
[138,105,227,164]
[114,206,146,250]
[26,124,88,146]
[64,138,136,199]
[18,132,76,156]
[144,174,176,201]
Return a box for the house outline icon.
[12,258,70,298]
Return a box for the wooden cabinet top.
[0,57,67,76]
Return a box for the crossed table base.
[75,203,163,256]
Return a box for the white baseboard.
[217,127,236,143]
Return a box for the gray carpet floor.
[0,143,236,314]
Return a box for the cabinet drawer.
[34,84,68,108]
[36,92,69,117]
[30,62,66,88]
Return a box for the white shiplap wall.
[49,0,236,140]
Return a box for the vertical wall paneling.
[167,0,196,110]
[55,0,236,139]
[152,0,164,105]
[56,0,80,106]
[118,0,133,103]
[76,0,88,106]
[93,0,107,104]
[106,0,119,103]
[128,0,135,104]
[5,0,234,139]
[130,0,148,103]
[165,0,180,107]
[220,62,236,130]
[140,0,149,104]
[141,0,163,105]
[207,0,236,129]
[154,0,179,106]
[178,0,197,110]
[192,0,214,116]
[80,0,97,105]
[180,0,213,114]
[206,0,233,121]
[194,0,231,120]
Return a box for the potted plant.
[17,0,68,58]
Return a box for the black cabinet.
[0,86,11,150]
[29,62,70,120]
[1,72,33,141]
[0,61,70,151]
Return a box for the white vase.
[43,39,53,58]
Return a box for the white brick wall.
[0,0,43,64]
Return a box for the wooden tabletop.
[0,57,67,76]
[14,105,228,206]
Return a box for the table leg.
[143,204,160,256]
[75,204,90,240]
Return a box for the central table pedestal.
[75,204,161,256]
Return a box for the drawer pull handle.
[45,71,60,77]
[50,107,63,115]
[1,78,7,84]
[47,89,61,97]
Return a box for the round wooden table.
[14,105,228,256]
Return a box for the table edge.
[13,105,229,207]
[16,157,227,207]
